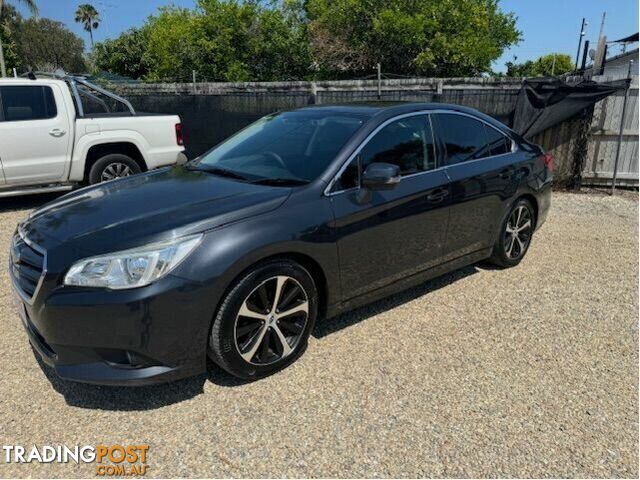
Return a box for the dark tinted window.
[198,111,364,183]
[0,86,57,122]
[433,113,488,165]
[484,124,511,156]
[335,115,435,190]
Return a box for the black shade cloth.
[610,32,639,43]
[512,77,629,138]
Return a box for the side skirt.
[326,248,492,318]
[0,183,75,198]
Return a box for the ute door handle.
[427,188,449,203]
[49,128,66,138]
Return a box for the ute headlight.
[64,234,202,289]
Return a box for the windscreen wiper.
[251,177,310,186]
[186,164,251,181]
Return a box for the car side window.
[0,86,57,122]
[432,113,489,165]
[484,124,512,156]
[334,115,435,191]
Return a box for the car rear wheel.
[489,198,535,268]
[89,154,141,185]
[208,259,318,379]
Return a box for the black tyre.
[88,154,141,185]
[209,259,318,379]
[489,198,535,268]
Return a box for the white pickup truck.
[0,73,185,198]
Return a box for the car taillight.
[175,123,184,146]
[542,152,553,171]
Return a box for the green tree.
[93,0,519,81]
[100,0,312,82]
[75,3,99,48]
[306,0,521,77]
[248,5,310,81]
[533,53,573,76]
[0,5,21,73]
[15,17,86,72]
[506,53,573,77]
[0,0,38,77]
[142,7,202,82]
[93,27,149,79]
[505,59,534,77]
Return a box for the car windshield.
[191,111,366,185]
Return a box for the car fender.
[172,198,341,324]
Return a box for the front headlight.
[64,234,202,289]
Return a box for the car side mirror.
[361,162,401,191]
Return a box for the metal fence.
[112,77,638,187]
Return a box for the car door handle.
[49,128,66,138]
[427,188,449,203]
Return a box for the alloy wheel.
[234,275,309,365]
[101,162,133,181]
[504,205,533,259]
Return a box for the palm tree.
[74,3,99,49]
[0,0,38,77]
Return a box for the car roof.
[296,101,506,128]
[296,101,502,118]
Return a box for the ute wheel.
[209,259,318,380]
[89,154,141,185]
[489,198,535,268]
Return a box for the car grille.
[10,231,45,300]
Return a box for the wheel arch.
[518,193,539,229]
[83,142,148,181]
[217,251,330,322]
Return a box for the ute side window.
[334,115,435,191]
[432,113,490,165]
[0,85,57,122]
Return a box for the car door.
[431,112,520,259]
[328,113,451,300]
[0,84,71,184]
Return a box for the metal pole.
[598,12,606,40]
[0,0,5,78]
[581,40,590,71]
[611,61,633,194]
[192,70,196,94]
[377,63,381,100]
[551,54,556,76]
[575,18,587,70]
[0,40,6,78]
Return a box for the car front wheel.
[208,259,318,379]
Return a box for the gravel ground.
[0,191,637,478]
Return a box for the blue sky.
[13,0,640,72]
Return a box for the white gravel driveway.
[0,190,637,478]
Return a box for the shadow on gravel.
[313,264,479,338]
[33,264,480,410]
[34,354,250,411]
